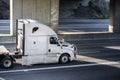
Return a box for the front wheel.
[59,54,70,64]
[1,57,13,69]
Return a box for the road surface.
[0,20,10,34]
[59,19,109,32]
[0,39,120,80]
[0,19,109,34]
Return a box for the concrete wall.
[12,0,59,34]
[113,0,120,33]
[0,0,59,43]
[109,0,120,33]
[109,0,114,32]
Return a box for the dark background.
[0,0,10,19]
[59,0,109,19]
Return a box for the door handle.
[48,49,51,52]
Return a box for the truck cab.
[16,19,77,65]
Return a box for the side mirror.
[59,39,64,43]
[61,39,65,43]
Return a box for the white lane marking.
[0,61,120,74]
[0,77,6,80]
[104,46,120,50]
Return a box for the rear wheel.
[1,57,13,69]
[59,54,70,63]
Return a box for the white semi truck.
[0,19,77,68]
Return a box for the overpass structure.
[0,0,120,43]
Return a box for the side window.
[32,27,39,33]
[50,37,58,44]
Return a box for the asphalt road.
[59,19,109,32]
[0,39,120,80]
[0,64,120,80]
[0,20,10,34]
[0,19,109,34]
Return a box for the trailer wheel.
[59,54,70,64]
[1,57,13,69]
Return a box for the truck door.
[45,37,62,63]
[48,37,61,53]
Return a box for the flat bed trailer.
[0,46,15,68]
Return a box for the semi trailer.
[0,19,77,68]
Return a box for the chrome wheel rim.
[62,56,68,63]
[3,59,12,68]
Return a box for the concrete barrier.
[0,36,16,43]
[58,32,120,41]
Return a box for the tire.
[1,57,13,69]
[59,54,70,64]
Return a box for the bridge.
[0,0,120,43]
